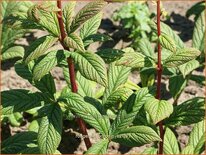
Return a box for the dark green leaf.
[85,139,109,154]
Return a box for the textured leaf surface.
[181,145,194,154]
[38,104,62,154]
[85,139,109,154]
[159,34,176,52]
[141,147,158,154]
[64,33,85,52]
[2,46,24,61]
[71,52,107,86]
[25,35,58,64]
[1,89,44,115]
[164,97,205,126]
[164,48,201,67]
[192,11,205,52]
[112,126,161,147]
[61,92,110,135]
[163,128,180,154]
[70,1,106,32]
[144,98,173,124]
[138,39,154,58]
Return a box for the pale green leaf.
[38,104,62,154]
[112,126,161,147]
[2,46,24,61]
[141,147,158,154]
[181,145,194,154]
[85,139,109,154]
[70,52,107,87]
[138,38,155,58]
[159,34,176,52]
[163,127,180,154]
[144,98,173,124]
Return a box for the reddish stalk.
[57,0,92,149]
[156,0,164,154]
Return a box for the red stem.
[57,0,92,149]
[156,0,164,154]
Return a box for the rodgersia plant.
[1,1,205,154]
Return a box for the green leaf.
[181,145,194,154]
[63,1,76,34]
[178,59,200,77]
[111,88,153,134]
[116,47,146,68]
[33,50,66,81]
[2,46,24,61]
[70,52,107,87]
[102,62,130,104]
[80,12,102,39]
[1,89,44,115]
[190,74,205,86]
[192,11,205,52]
[60,92,110,136]
[112,126,161,147]
[164,48,201,67]
[38,104,62,154]
[186,1,205,20]
[144,98,173,124]
[25,35,58,64]
[169,75,187,100]
[1,131,37,154]
[188,120,205,154]
[85,139,109,154]
[164,97,205,126]
[159,34,176,52]
[138,38,154,58]
[70,1,106,32]
[163,127,180,154]
[64,33,85,52]
[141,147,158,154]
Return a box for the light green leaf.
[64,33,85,52]
[85,139,109,154]
[112,126,161,147]
[111,88,153,134]
[1,89,44,115]
[159,34,176,52]
[178,59,200,78]
[25,35,58,64]
[80,12,102,39]
[144,98,173,124]
[163,127,180,154]
[141,147,158,154]
[60,92,110,136]
[33,50,66,81]
[192,11,205,52]
[164,48,201,67]
[181,145,194,154]
[138,38,154,58]
[70,1,106,32]
[164,97,205,126]
[2,46,24,61]
[38,104,62,154]
[70,52,107,87]
[63,1,76,34]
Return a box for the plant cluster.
[1,1,205,154]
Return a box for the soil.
[1,1,205,154]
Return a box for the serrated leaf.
[169,75,187,100]
[25,35,58,64]
[164,48,201,67]
[60,92,110,136]
[1,89,44,115]
[159,34,176,52]
[112,126,161,147]
[102,62,130,104]
[63,1,76,34]
[138,38,155,58]
[111,88,153,134]
[85,139,109,154]
[163,127,180,154]
[144,98,173,124]
[2,46,24,61]
[178,59,200,77]
[164,97,205,126]
[33,50,66,81]
[181,145,194,154]
[192,11,205,52]
[80,12,102,39]
[70,52,107,87]
[116,47,146,68]
[1,131,37,154]
[141,147,158,154]
[64,33,85,52]
[70,1,106,32]
[188,120,205,154]
[38,104,62,154]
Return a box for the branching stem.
[56,0,92,149]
